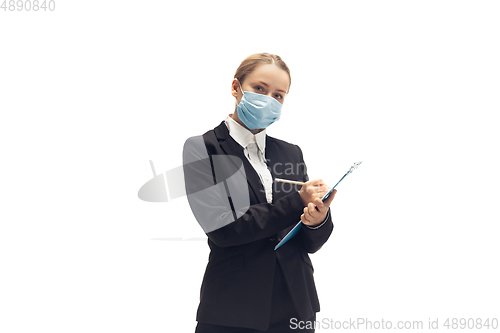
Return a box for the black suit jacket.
[183,121,333,331]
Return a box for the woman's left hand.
[301,189,337,227]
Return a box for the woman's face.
[232,64,290,105]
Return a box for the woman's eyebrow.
[257,81,286,94]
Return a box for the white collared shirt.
[224,115,273,203]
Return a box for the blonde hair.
[234,53,291,93]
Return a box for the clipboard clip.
[323,160,363,201]
[347,161,363,174]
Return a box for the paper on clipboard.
[274,161,363,250]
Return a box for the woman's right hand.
[299,178,329,206]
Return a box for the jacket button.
[269,238,275,241]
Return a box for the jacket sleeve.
[295,146,334,253]
[183,136,304,248]
[297,213,334,253]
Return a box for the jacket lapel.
[265,136,282,204]
[266,136,303,204]
[214,122,268,204]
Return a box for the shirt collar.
[224,115,266,154]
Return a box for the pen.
[274,178,305,186]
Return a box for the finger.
[323,189,337,207]
[312,184,327,195]
[308,183,328,197]
[302,204,310,218]
[315,183,328,191]
[307,202,318,216]
[301,208,310,223]
[313,198,325,212]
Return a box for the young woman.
[183,53,336,333]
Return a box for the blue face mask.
[236,83,283,130]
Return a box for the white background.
[1,1,499,332]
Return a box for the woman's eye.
[255,86,264,92]
[274,94,283,99]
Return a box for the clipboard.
[274,161,363,250]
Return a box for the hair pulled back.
[234,53,291,93]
